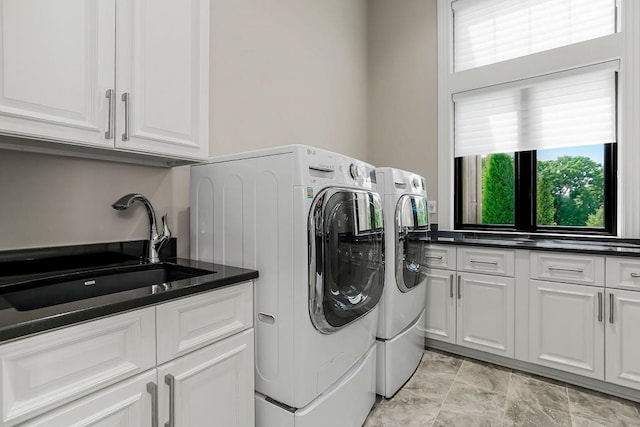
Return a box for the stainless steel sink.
[2,263,214,311]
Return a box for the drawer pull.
[258,313,276,324]
[609,293,614,324]
[425,255,443,260]
[165,374,175,427]
[105,89,115,139]
[122,92,131,141]
[630,272,640,278]
[449,274,454,298]
[469,259,498,265]
[147,382,159,427]
[597,292,603,323]
[547,266,584,273]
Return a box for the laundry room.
[0,0,639,426]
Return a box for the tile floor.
[364,350,640,427]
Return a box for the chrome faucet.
[112,193,171,263]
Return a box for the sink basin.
[2,263,214,312]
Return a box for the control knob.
[349,163,364,179]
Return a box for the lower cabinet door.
[457,272,515,357]
[529,280,604,379]
[606,289,640,390]
[157,329,255,427]
[425,269,456,343]
[22,370,156,426]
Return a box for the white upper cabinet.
[0,0,209,163]
[0,0,115,148]
[115,0,209,159]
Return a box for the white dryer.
[190,145,385,426]
[374,167,429,398]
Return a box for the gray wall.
[209,0,369,160]
[368,0,439,221]
[0,1,439,255]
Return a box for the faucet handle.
[161,213,171,240]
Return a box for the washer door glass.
[395,195,429,292]
[309,189,385,333]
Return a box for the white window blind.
[453,62,617,158]
[453,0,617,72]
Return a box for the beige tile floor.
[365,350,640,427]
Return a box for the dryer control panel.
[302,146,374,188]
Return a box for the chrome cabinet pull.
[609,293,614,324]
[164,374,175,427]
[121,92,130,141]
[105,89,115,139]
[449,274,454,298]
[426,255,443,260]
[597,292,603,323]
[146,382,158,427]
[457,275,461,299]
[630,272,640,278]
[547,265,584,273]
[469,259,498,265]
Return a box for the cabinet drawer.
[424,245,456,270]
[606,257,640,291]
[22,370,155,426]
[0,307,156,426]
[457,247,515,277]
[156,282,253,364]
[531,252,604,286]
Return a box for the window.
[453,0,616,71]
[453,63,617,233]
[437,0,630,235]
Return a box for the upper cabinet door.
[0,0,115,148]
[116,0,209,159]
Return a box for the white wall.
[209,0,369,160]
[0,0,373,255]
[368,0,439,220]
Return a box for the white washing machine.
[374,167,429,398]
[190,145,385,426]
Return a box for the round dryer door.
[309,188,385,334]
[395,195,430,292]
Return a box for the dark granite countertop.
[429,231,640,257]
[0,240,258,343]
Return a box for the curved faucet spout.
[112,193,171,263]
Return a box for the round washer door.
[395,195,429,292]
[309,188,385,334]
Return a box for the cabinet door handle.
[146,382,158,427]
[597,292,603,323]
[469,259,498,265]
[164,374,175,427]
[121,92,131,141]
[457,275,461,299]
[449,274,454,298]
[547,265,584,273]
[630,272,640,278]
[609,293,614,324]
[426,255,443,260]
[105,89,115,140]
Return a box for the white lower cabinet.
[425,246,515,358]
[457,272,515,357]
[528,280,605,379]
[157,329,254,427]
[425,245,640,396]
[0,283,255,426]
[605,289,640,389]
[424,269,456,343]
[23,370,156,426]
